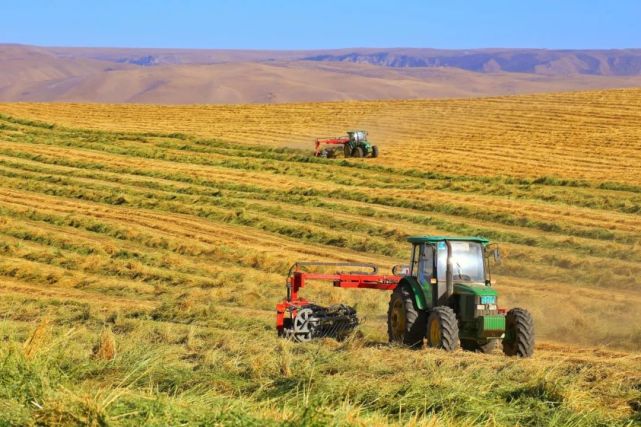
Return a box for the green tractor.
[314,130,378,158]
[388,236,534,356]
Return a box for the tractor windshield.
[449,241,485,283]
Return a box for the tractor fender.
[397,277,428,311]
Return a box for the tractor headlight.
[480,295,496,305]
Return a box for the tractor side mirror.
[392,264,410,276]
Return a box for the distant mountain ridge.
[302,49,641,75]
[47,46,641,76]
[1,44,641,103]
[40,45,641,76]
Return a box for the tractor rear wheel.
[502,308,534,357]
[352,147,364,158]
[426,306,459,351]
[371,145,379,158]
[387,286,426,348]
[461,339,497,353]
[343,144,351,158]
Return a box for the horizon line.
[3,42,641,52]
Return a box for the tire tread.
[387,286,426,348]
[503,308,535,357]
[427,306,460,352]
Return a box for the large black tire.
[371,145,379,158]
[352,147,364,158]
[343,144,351,158]
[461,339,497,354]
[387,286,426,348]
[502,308,535,357]
[426,306,460,351]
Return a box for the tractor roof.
[407,235,490,245]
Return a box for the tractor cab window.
[449,241,485,283]
[410,244,419,277]
[418,244,434,282]
[436,241,448,282]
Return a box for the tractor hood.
[454,282,497,297]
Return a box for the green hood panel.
[454,283,497,297]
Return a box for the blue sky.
[2,0,640,49]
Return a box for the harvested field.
[0,90,640,425]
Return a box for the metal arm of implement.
[285,261,401,300]
[314,136,351,155]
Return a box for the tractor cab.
[347,130,368,143]
[405,236,495,307]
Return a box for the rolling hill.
[2,44,641,103]
[49,46,641,75]
[0,89,639,424]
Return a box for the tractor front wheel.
[387,286,426,348]
[426,306,459,351]
[502,308,534,357]
[371,145,379,158]
[352,147,364,158]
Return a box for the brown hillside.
[2,45,641,103]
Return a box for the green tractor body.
[389,236,534,356]
[344,130,376,158]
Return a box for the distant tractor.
[314,130,378,158]
[276,236,535,357]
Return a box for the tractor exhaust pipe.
[445,241,454,300]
